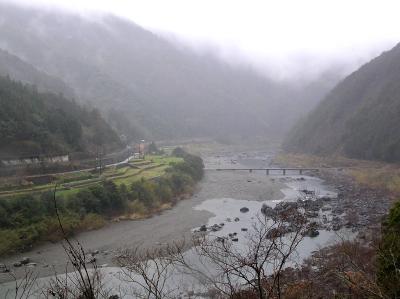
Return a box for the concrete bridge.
[205,168,320,175]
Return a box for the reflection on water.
[0,152,353,298]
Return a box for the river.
[0,150,352,297]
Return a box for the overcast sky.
[5,0,400,80]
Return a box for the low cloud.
[3,0,400,81]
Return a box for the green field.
[0,150,204,256]
[0,155,183,199]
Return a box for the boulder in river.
[240,207,249,213]
[261,204,276,218]
[0,264,9,273]
[300,189,315,195]
[199,225,207,232]
[234,217,240,222]
[320,196,332,202]
[216,237,225,243]
[305,228,320,238]
[322,205,332,211]
[13,262,22,268]
[211,224,222,232]
[275,201,298,213]
[20,257,30,265]
[332,223,340,231]
[305,211,319,218]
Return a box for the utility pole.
[96,146,103,176]
[96,147,99,176]
[141,140,146,160]
[99,151,102,175]
[138,140,144,160]
[99,146,104,175]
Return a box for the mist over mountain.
[284,43,400,162]
[0,2,341,141]
[0,48,74,98]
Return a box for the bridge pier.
[210,168,320,174]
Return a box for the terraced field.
[0,155,183,198]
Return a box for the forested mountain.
[0,3,338,140]
[0,48,74,98]
[284,43,400,162]
[0,76,121,158]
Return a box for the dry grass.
[274,153,385,168]
[275,153,400,198]
[117,200,174,221]
[350,167,400,196]
[79,213,106,231]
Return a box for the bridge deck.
[205,168,320,175]
[206,168,320,171]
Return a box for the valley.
[1,148,389,295]
[0,1,399,297]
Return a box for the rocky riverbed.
[0,150,392,297]
[311,169,392,238]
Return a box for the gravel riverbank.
[0,152,284,283]
[2,150,387,288]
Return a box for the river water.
[0,151,352,297]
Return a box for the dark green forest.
[284,43,400,162]
[0,75,121,159]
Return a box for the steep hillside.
[0,76,121,158]
[284,43,400,162]
[0,3,336,140]
[0,48,74,98]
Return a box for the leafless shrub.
[279,237,389,299]
[115,243,186,299]
[170,209,308,299]
[43,185,109,299]
[43,262,107,299]
[332,239,387,299]
[4,268,37,299]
